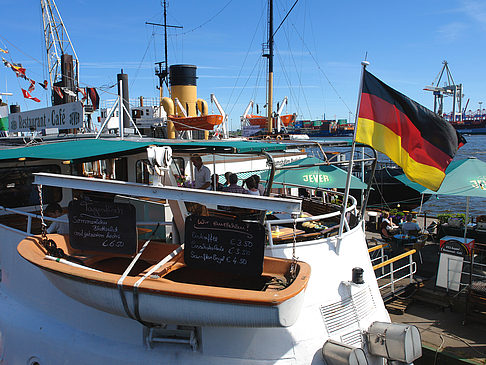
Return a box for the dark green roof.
[0,139,287,163]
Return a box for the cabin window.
[79,158,126,180]
[0,165,62,208]
[136,159,150,184]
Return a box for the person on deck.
[380,211,399,239]
[252,174,265,195]
[45,203,69,235]
[190,154,211,190]
[222,174,248,194]
[245,176,260,195]
[401,215,421,235]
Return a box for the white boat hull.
[43,268,306,327]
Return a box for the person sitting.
[401,215,421,236]
[222,173,248,194]
[223,171,232,188]
[211,174,224,191]
[251,174,265,196]
[380,212,399,240]
[45,203,69,235]
[245,176,260,195]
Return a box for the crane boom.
[41,0,79,104]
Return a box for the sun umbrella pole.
[464,196,470,243]
[338,60,369,238]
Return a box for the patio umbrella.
[395,157,486,241]
[257,157,368,190]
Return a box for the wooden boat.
[18,234,310,327]
[168,114,223,131]
[246,114,296,128]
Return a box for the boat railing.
[0,205,172,236]
[265,191,358,246]
[373,249,417,301]
[368,243,389,276]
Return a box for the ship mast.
[264,0,274,134]
[147,0,182,138]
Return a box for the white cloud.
[437,22,468,42]
[461,0,486,29]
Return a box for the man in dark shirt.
[222,173,248,194]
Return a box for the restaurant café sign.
[8,102,83,132]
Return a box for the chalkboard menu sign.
[68,200,137,255]
[184,215,265,276]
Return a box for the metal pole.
[338,60,369,238]
[118,79,124,140]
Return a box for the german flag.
[356,70,466,191]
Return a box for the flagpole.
[338,60,369,238]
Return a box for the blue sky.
[1,0,486,131]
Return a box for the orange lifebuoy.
[276,135,282,140]
[265,135,271,140]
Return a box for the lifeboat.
[18,234,310,327]
[246,114,296,128]
[168,114,223,131]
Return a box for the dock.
[365,213,486,364]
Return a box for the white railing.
[374,250,417,300]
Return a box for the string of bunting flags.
[1,51,99,109]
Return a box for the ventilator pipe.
[196,98,208,116]
[162,97,175,138]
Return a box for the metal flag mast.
[338,60,369,239]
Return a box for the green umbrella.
[257,157,368,190]
[395,157,486,243]
[394,157,486,198]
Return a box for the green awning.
[0,139,287,163]
[257,156,368,190]
[395,157,486,198]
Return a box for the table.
[393,234,418,246]
[271,226,305,244]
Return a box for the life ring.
[276,135,282,140]
[265,135,271,140]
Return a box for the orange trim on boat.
[18,235,311,307]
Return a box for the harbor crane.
[41,0,79,105]
[424,61,463,122]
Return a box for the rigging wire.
[224,9,265,117]
[177,0,234,36]
[290,23,353,116]
[129,29,156,89]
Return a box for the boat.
[0,136,422,363]
[448,114,486,135]
[245,113,296,129]
[169,114,223,131]
[18,232,310,327]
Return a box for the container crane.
[424,61,463,122]
[41,0,79,105]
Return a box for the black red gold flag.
[356,69,466,191]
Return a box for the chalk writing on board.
[68,200,137,255]
[184,215,265,276]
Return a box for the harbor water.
[420,134,486,218]
[312,134,486,218]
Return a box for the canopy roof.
[258,156,368,190]
[0,139,287,163]
[395,157,486,198]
